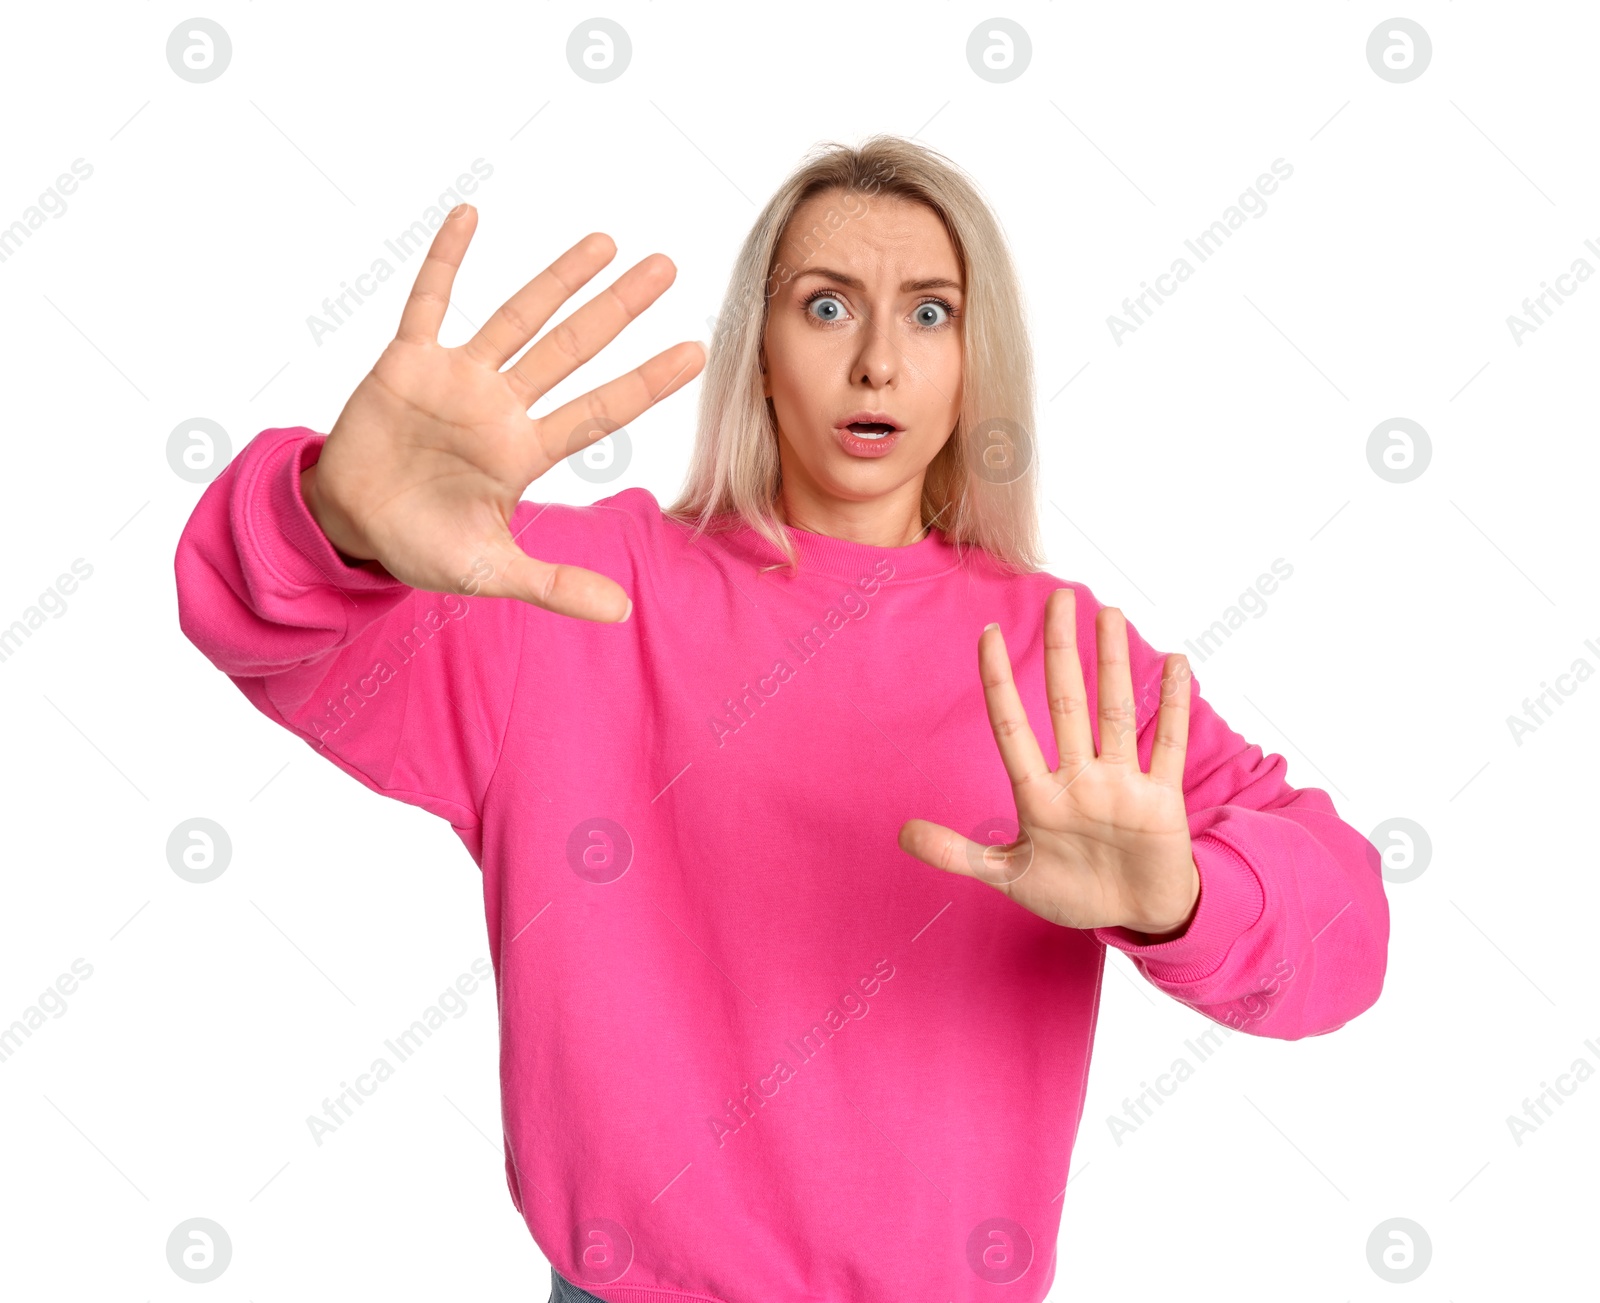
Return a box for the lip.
[833,412,904,459]
[834,411,905,433]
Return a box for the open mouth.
[835,413,903,457]
[838,412,904,440]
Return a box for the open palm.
[303,205,705,622]
[899,588,1201,939]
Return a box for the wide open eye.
[806,294,847,322]
[914,301,950,327]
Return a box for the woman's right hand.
[300,203,705,623]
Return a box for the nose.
[851,311,899,389]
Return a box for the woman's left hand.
[899,587,1201,941]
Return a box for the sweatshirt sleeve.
[1086,603,1390,1041]
[173,425,641,864]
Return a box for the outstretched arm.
[899,585,1390,1040]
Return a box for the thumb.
[466,528,633,623]
[899,819,1034,887]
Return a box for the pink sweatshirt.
[174,426,1389,1303]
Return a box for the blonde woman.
[175,136,1389,1303]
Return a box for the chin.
[823,460,921,504]
[782,428,927,501]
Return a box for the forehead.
[778,188,961,278]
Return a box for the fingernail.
[984,622,999,633]
[620,599,633,623]
[448,203,467,219]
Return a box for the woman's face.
[761,189,964,510]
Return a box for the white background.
[1,2,1595,1299]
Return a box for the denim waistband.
[549,1266,611,1303]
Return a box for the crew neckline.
[710,510,964,582]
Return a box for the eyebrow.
[791,267,963,293]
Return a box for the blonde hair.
[664,134,1043,575]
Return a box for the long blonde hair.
[664,134,1043,574]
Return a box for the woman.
[175,135,1389,1303]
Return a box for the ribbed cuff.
[1092,833,1265,984]
[244,427,408,594]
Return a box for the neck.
[774,467,928,549]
